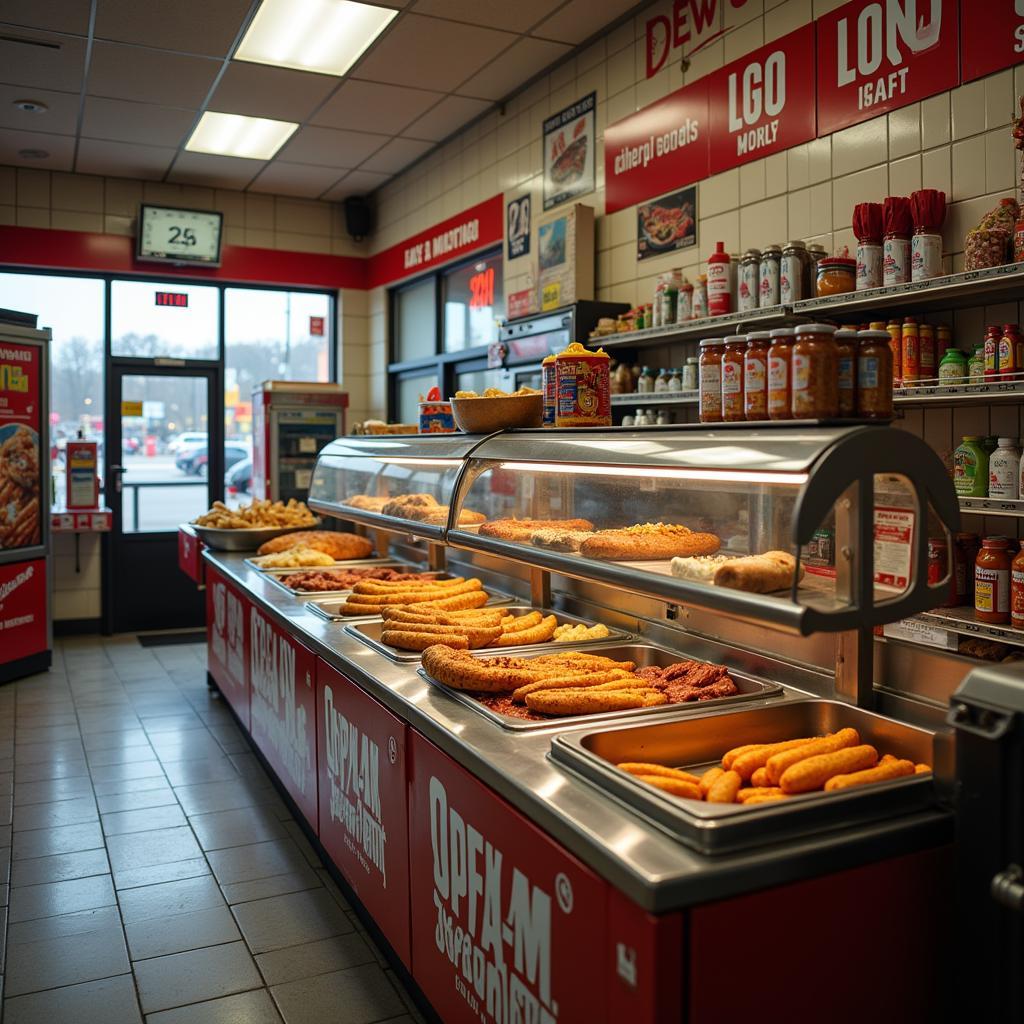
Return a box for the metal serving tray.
[346,607,633,664]
[550,700,938,854]
[261,564,445,599]
[418,642,783,732]
[306,585,518,623]
[244,555,391,573]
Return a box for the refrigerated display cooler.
[0,310,51,683]
[251,380,347,503]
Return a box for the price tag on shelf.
[882,619,957,650]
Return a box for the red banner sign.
[408,732,608,1024]
[708,24,817,174]
[645,0,735,78]
[816,0,959,136]
[960,0,1024,83]
[317,661,410,967]
[605,80,710,215]
[0,558,47,664]
[206,567,249,729]
[249,606,318,828]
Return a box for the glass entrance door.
[107,367,220,632]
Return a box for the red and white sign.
[0,558,47,663]
[960,0,1024,83]
[644,0,735,78]
[248,606,318,828]
[367,196,504,288]
[874,505,915,589]
[408,732,608,1024]
[177,525,203,583]
[604,80,710,215]
[317,661,410,967]
[309,316,325,337]
[506,288,533,319]
[206,567,250,729]
[708,24,817,173]
[65,440,98,509]
[816,0,959,136]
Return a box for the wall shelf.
[911,606,1024,649]
[610,391,698,407]
[596,306,790,350]
[958,497,1024,518]
[894,378,1024,406]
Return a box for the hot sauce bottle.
[976,537,1012,624]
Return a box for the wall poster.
[543,92,596,211]
[637,186,697,261]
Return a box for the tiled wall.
[366,0,1024,421]
[52,532,102,623]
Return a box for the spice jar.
[834,328,858,416]
[938,347,968,382]
[856,330,894,419]
[901,321,921,383]
[1012,546,1024,627]
[807,243,827,295]
[816,257,857,297]
[780,241,809,303]
[744,332,770,420]
[698,339,724,423]
[722,335,747,421]
[682,356,699,391]
[759,245,782,307]
[968,344,985,381]
[999,324,1022,380]
[738,250,760,313]
[954,436,990,497]
[919,323,936,381]
[767,327,795,420]
[976,537,1012,624]
[984,324,1002,378]
[792,323,839,419]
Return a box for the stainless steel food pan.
[306,585,518,623]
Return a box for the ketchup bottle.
[707,242,732,317]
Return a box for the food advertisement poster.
[543,92,596,210]
[506,194,531,259]
[637,186,697,261]
[0,340,41,551]
[0,558,47,663]
[536,204,594,311]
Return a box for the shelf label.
[883,618,956,649]
[874,505,914,589]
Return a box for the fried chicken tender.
[490,614,557,647]
[700,767,725,797]
[383,631,470,651]
[524,687,667,715]
[421,646,544,693]
[706,770,742,803]
[382,607,505,627]
[765,728,861,784]
[779,745,879,794]
[511,668,636,703]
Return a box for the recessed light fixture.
[18,148,48,159]
[14,99,48,113]
[185,111,298,160]
[235,0,397,77]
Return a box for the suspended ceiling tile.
[93,0,252,58]
[456,35,571,100]
[322,169,391,200]
[410,0,568,34]
[0,84,79,135]
[532,0,639,44]
[311,79,442,136]
[0,0,92,36]
[168,150,266,189]
[353,14,516,93]
[0,128,75,169]
[403,94,492,142]
[0,31,87,94]
[208,62,338,123]
[82,97,196,148]
[358,136,433,175]
[248,161,347,198]
[88,42,220,107]
[76,138,177,179]
[278,125,386,169]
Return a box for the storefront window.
[443,251,502,352]
[111,280,219,359]
[396,372,437,424]
[0,272,105,481]
[394,277,436,363]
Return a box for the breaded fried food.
[524,687,667,715]
[824,757,915,791]
[353,576,471,593]
[512,669,636,703]
[347,579,483,604]
[722,743,762,770]
[618,763,701,786]
[580,523,722,561]
[730,737,820,781]
[750,767,772,787]
[479,517,594,542]
[382,608,504,628]
[779,745,879,794]
[383,631,470,651]
[735,786,786,802]
[530,653,633,670]
[706,770,742,803]
[340,590,489,616]
[500,611,544,631]
[421,646,541,693]
[765,728,861,784]
[256,530,372,559]
[491,614,557,647]
[700,767,725,797]
[632,775,701,799]
[743,792,789,804]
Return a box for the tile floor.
[0,636,425,1024]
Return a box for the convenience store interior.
[1,1,1024,1022]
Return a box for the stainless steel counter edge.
[204,549,953,913]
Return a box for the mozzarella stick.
[633,775,701,800]
[618,763,701,786]
[736,786,786,802]
[731,737,819,781]
[779,745,879,794]
[706,769,742,803]
[765,728,861,784]
[824,758,915,791]
[700,767,725,797]
[721,743,763,770]
[750,767,771,788]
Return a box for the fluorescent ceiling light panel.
[185,111,298,159]
[235,0,398,77]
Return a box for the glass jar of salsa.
[767,327,795,420]
[856,330,894,419]
[815,257,856,297]
[792,323,839,419]
[722,335,747,421]
[743,331,770,420]
[834,328,858,416]
[976,537,1012,624]
[698,339,724,423]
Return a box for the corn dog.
[824,757,915,791]
[700,767,725,796]
[779,745,878,794]
[500,611,544,631]
[341,579,483,606]
[632,775,701,800]
[618,763,701,786]
[353,576,470,593]
[765,728,860,784]
[491,615,557,647]
[731,738,819,781]
[735,786,786,802]
[524,687,666,715]
[382,631,470,651]
[750,767,771,787]
[382,608,504,627]
[706,769,742,803]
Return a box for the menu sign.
[708,25,816,173]
[0,341,42,551]
[816,0,959,136]
[605,80,709,215]
[644,0,731,78]
[960,0,1024,83]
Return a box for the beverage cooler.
[251,380,348,503]
[0,310,51,683]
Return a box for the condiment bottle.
[856,330,894,419]
[975,537,1012,624]
[637,366,655,393]
[759,245,782,307]
[767,327,795,420]
[721,335,747,421]
[1012,546,1024,628]
[984,325,1001,378]
[738,249,760,313]
[834,328,858,416]
[901,321,921,383]
[919,324,936,381]
[957,533,981,605]
[780,240,808,303]
[953,435,990,497]
[676,279,694,322]
[938,347,968,382]
[999,324,1021,380]
[683,357,699,391]
[968,343,985,381]
[541,354,556,426]
[791,323,839,419]
[936,325,952,361]
[667,367,682,392]
[707,243,732,316]
[692,275,708,319]
[989,437,1022,498]
[698,339,724,422]
[743,332,770,421]
[886,318,903,382]
[654,367,670,393]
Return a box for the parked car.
[167,431,207,455]
[181,444,249,478]
[225,457,252,496]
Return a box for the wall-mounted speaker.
[344,196,372,241]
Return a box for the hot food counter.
[201,425,966,1023]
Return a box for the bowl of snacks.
[450,387,543,433]
[191,498,321,551]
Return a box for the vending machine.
[0,310,51,683]
[252,381,348,502]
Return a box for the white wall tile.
[984,69,1014,130]
[921,94,951,149]
[831,165,888,230]
[831,117,888,175]
[888,104,920,160]
[951,81,986,141]
[699,209,740,253]
[700,169,739,217]
[739,161,766,205]
[740,195,787,250]
[985,128,1015,194]
[888,154,922,198]
[807,136,831,183]
[921,145,952,198]
[764,0,812,41]
[764,152,787,196]
[787,143,810,191]
[951,139,988,201]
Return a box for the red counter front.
[317,660,411,967]
[0,558,47,663]
[205,566,250,729]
